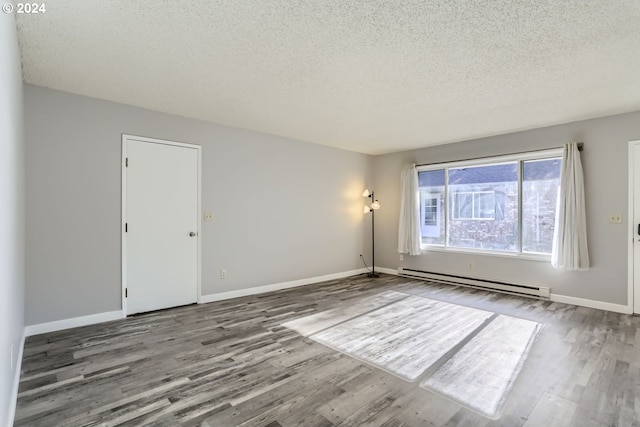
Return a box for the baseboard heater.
[397,267,550,299]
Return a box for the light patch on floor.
[421,314,542,418]
[281,290,409,337]
[303,295,493,381]
[283,292,541,419]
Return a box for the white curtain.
[551,143,590,270]
[398,164,421,256]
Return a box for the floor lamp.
[363,189,380,278]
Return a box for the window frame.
[451,190,496,220]
[417,148,563,260]
[423,195,438,226]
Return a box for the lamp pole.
[369,191,379,278]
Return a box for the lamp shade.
[363,205,371,214]
[362,189,371,198]
[371,200,380,210]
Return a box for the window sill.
[419,245,551,263]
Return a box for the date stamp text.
[3,3,47,14]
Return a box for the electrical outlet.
[220,269,227,279]
[399,254,403,261]
[609,214,623,224]
[204,212,214,221]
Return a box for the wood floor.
[15,274,640,426]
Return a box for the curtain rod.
[415,142,583,168]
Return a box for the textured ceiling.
[16,1,640,154]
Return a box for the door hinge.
[125,288,128,298]
[125,157,128,167]
[125,223,128,232]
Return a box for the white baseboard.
[7,332,25,427]
[22,269,373,336]
[393,265,631,314]
[376,267,398,276]
[24,310,124,337]
[549,294,632,314]
[200,268,368,304]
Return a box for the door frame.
[121,134,202,316]
[628,140,640,314]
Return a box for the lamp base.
[367,272,380,278]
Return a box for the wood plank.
[14,273,640,426]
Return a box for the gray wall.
[374,112,640,306]
[25,85,372,325]
[23,81,640,326]
[0,12,25,426]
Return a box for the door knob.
[189,232,197,237]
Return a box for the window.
[418,150,561,256]
[522,158,562,254]
[419,170,445,246]
[423,196,438,225]
[452,191,496,220]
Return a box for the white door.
[123,136,199,315]
[633,141,640,313]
